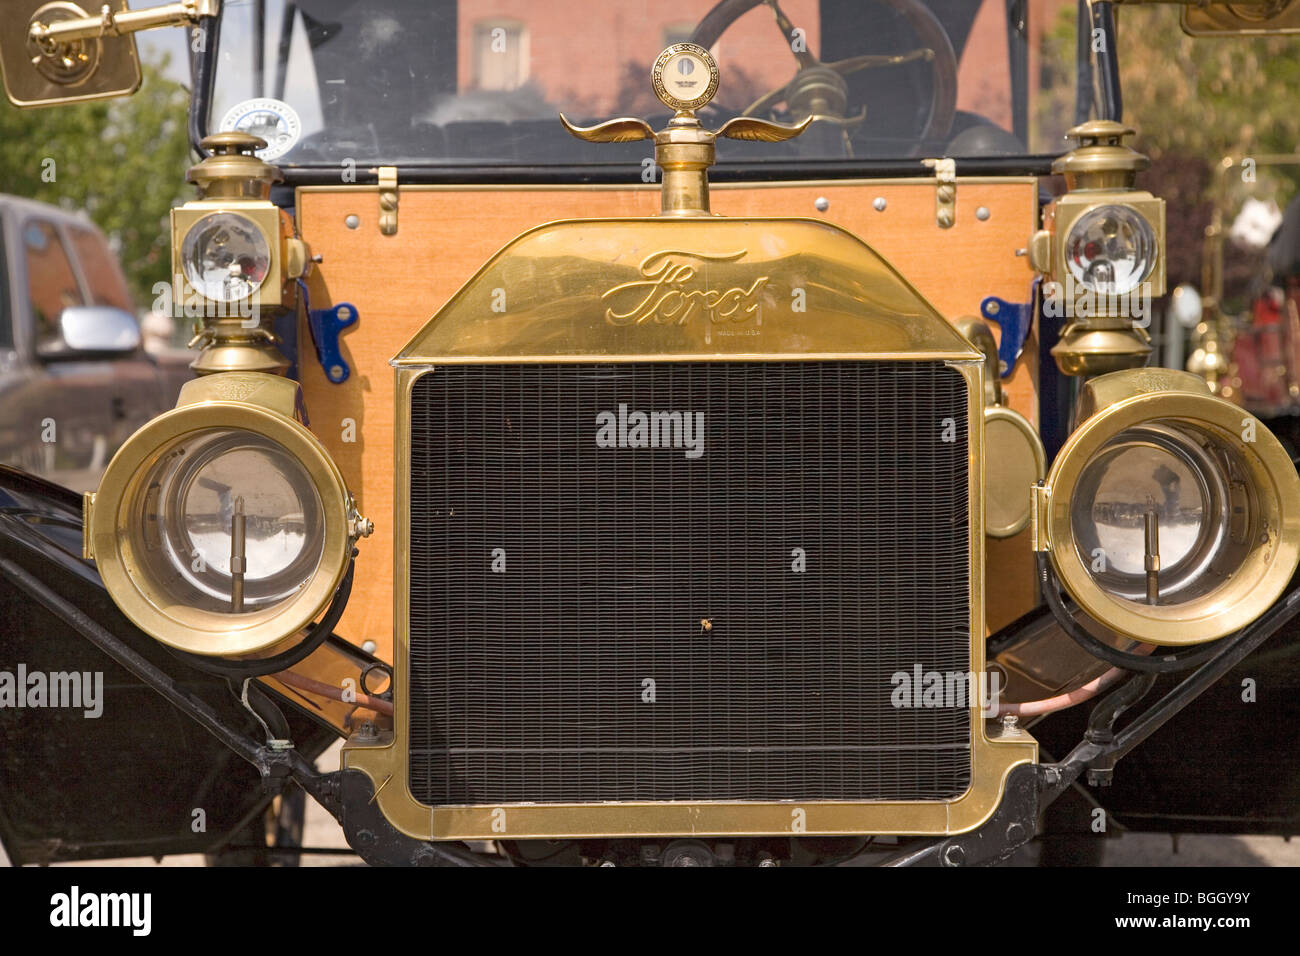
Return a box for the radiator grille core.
[407,361,972,805]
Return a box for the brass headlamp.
[84,373,370,658]
[170,132,311,375]
[85,134,366,660]
[1030,121,1166,376]
[1032,369,1300,645]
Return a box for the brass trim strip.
[81,492,95,560]
[295,176,1037,201]
[391,351,980,368]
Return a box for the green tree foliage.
[0,59,191,306]
[1117,5,1300,299]
[1037,4,1300,187]
[1038,4,1300,296]
[1117,4,1300,185]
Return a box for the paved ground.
[6,741,1298,866]
[1023,834,1300,867]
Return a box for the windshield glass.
[208,0,1076,168]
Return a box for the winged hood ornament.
[560,43,810,216]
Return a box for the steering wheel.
[690,0,958,145]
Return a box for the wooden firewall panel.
[296,179,1041,661]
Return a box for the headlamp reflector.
[135,428,326,613]
[1064,204,1156,295]
[181,212,271,302]
[1069,423,1238,604]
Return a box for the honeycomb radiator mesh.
[408,361,972,805]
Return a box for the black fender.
[0,465,338,864]
[1029,623,1300,838]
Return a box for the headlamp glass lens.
[133,429,325,614]
[1068,423,1245,605]
[1064,205,1156,295]
[181,212,271,303]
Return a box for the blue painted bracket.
[306,300,358,384]
[979,277,1040,379]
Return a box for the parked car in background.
[0,195,193,491]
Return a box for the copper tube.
[997,644,1156,718]
[271,669,394,717]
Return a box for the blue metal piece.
[979,277,1040,379]
[306,300,359,384]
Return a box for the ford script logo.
[602,249,768,327]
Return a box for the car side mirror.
[38,305,141,359]
[0,0,218,108]
[0,1,140,107]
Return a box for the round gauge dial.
[652,43,720,112]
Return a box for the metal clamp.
[923,157,957,228]
[980,278,1040,378]
[378,166,399,235]
[307,302,359,384]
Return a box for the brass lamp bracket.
[560,43,809,216]
[377,166,399,236]
[1030,483,1051,553]
[922,157,957,228]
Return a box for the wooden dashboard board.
[296,179,1042,661]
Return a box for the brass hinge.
[377,166,399,235]
[1030,483,1051,553]
[923,157,957,228]
[82,492,95,560]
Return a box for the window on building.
[473,20,528,91]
